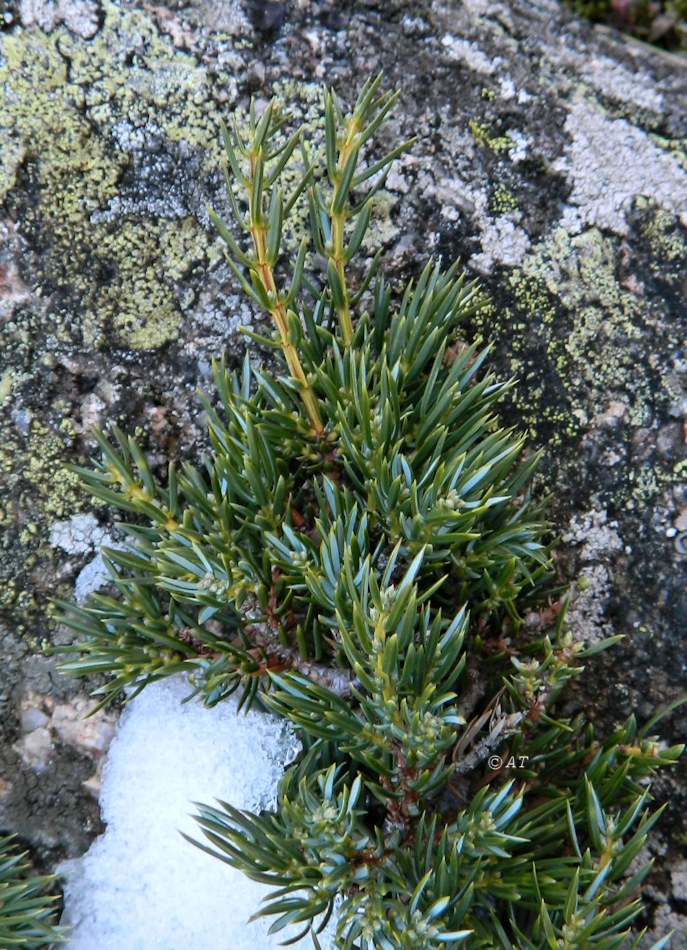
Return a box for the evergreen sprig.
[0,835,66,948]
[58,76,682,947]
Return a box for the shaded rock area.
[0,0,685,940]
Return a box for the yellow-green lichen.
[521,228,656,419]
[0,371,14,405]
[633,196,687,273]
[473,218,685,505]
[628,463,673,504]
[469,119,514,154]
[0,2,229,351]
[490,184,519,216]
[1,420,85,521]
[648,134,687,173]
[0,414,87,622]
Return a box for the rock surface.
[0,0,686,940]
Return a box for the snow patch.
[59,676,337,949]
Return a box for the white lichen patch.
[555,98,687,236]
[74,549,116,603]
[562,508,623,646]
[187,0,250,34]
[584,56,664,112]
[563,507,624,562]
[441,34,499,75]
[671,861,687,902]
[19,0,99,38]
[427,168,532,272]
[49,513,108,556]
[77,392,107,435]
[187,288,256,358]
[645,905,687,950]
[557,47,665,114]
[471,215,532,273]
[507,129,529,162]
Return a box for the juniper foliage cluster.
[0,835,65,947]
[59,77,681,948]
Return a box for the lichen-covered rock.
[1,0,685,937]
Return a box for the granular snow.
[59,676,336,949]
